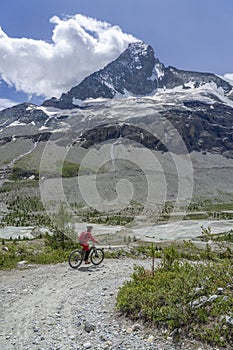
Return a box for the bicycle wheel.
[90,248,104,265]
[68,250,83,268]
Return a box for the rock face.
[70,99,233,157]
[159,66,232,93]
[162,101,233,156]
[75,123,167,152]
[0,103,48,126]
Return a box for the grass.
[61,160,80,177]
[0,179,39,193]
[0,244,71,269]
[10,160,81,179]
[0,233,79,270]
[116,246,233,348]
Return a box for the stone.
[217,287,224,294]
[208,295,218,303]
[132,323,141,332]
[84,321,96,333]
[105,340,112,347]
[226,315,233,326]
[147,335,154,343]
[191,296,208,308]
[17,260,28,267]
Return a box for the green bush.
[116,258,233,347]
[0,237,77,269]
[27,248,70,265]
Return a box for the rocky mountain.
[42,41,232,109]
[1,41,233,155]
[0,41,233,206]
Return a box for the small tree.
[161,245,179,270]
[49,203,75,250]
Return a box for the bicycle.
[68,245,104,269]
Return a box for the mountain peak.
[42,41,232,110]
[43,41,159,108]
[124,41,153,59]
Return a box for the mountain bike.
[68,245,104,269]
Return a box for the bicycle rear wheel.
[90,248,104,265]
[68,250,83,268]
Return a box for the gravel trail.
[0,258,215,350]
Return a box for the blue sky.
[0,0,232,109]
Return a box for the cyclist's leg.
[81,243,90,262]
[79,244,86,258]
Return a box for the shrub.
[116,258,233,348]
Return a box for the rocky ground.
[0,258,222,350]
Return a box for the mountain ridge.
[41,41,232,109]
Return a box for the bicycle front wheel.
[90,248,104,265]
[68,250,83,268]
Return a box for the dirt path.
[0,258,214,350]
[0,259,153,350]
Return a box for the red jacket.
[79,231,98,245]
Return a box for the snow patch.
[39,125,49,131]
[26,105,35,111]
[72,98,86,107]
[6,120,27,127]
[154,65,164,79]
[222,73,233,86]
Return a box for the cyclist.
[78,225,99,264]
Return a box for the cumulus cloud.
[0,14,137,99]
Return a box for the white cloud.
[0,98,18,110]
[0,14,137,99]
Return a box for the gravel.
[0,258,218,350]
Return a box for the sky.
[0,0,232,110]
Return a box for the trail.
[0,259,215,350]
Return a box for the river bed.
[0,220,232,241]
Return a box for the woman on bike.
[78,225,99,264]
